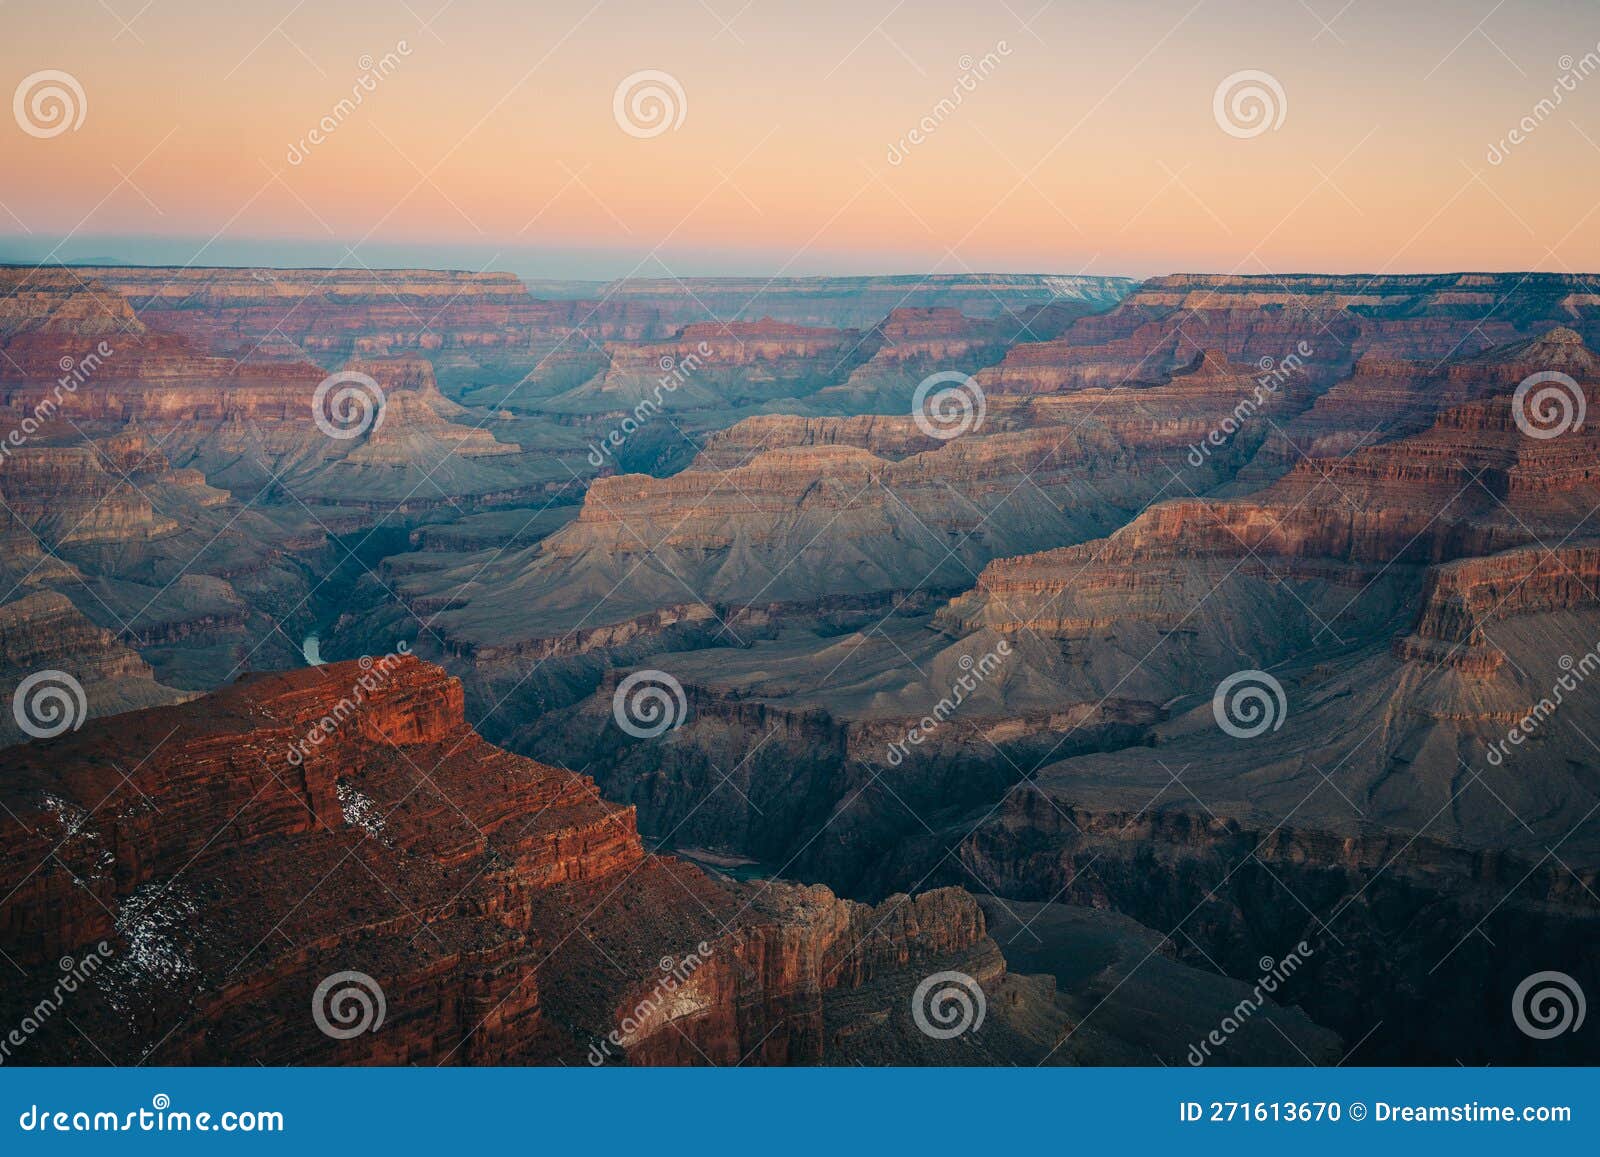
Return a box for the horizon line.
[5,258,1600,283]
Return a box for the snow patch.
[337,779,387,840]
[102,883,200,1014]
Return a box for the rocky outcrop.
[0,592,188,745]
[396,349,1304,658]
[0,270,559,521]
[0,423,321,690]
[0,657,1050,1065]
[537,319,874,420]
[0,438,184,546]
[1091,273,1600,360]
[72,267,665,366]
[692,413,947,467]
[1410,544,1600,646]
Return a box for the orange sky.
[4,0,1600,278]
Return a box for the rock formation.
[6,263,1599,1066]
[0,656,1323,1065]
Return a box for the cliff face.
[0,437,187,546]
[70,267,667,365]
[960,272,1600,409]
[692,413,947,467]
[0,657,1035,1065]
[0,270,559,519]
[0,591,189,745]
[1090,272,1600,360]
[71,270,1134,388]
[392,348,1305,659]
[0,422,314,695]
[601,883,1001,1065]
[947,329,1600,649]
[1410,545,1600,646]
[538,319,876,419]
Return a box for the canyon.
[2,264,1597,1065]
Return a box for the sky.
[3,0,1600,279]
